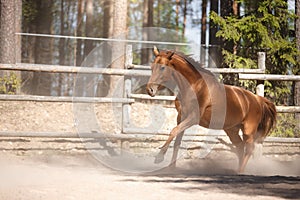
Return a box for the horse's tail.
[257,97,277,143]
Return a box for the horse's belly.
[199,104,244,130]
[198,106,223,129]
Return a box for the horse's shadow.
[143,159,237,176]
[121,158,300,199]
[142,174,300,199]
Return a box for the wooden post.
[255,52,266,159]
[122,78,132,132]
[125,45,133,69]
[122,45,133,134]
[256,52,266,97]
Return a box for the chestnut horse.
[146,47,276,173]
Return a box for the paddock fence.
[0,43,300,161]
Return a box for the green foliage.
[264,80,293,105]
[210,0,300,138]
[210,0,299,104]
[210,0,298,68]
[270,113,300,137]
[222,49,257,69]
[221,49,257,92]
[0,73,20,94]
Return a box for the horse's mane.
[173,51,216,78]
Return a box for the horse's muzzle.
[147,83,158,97]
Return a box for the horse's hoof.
[237,168,245,174]
[154,154,164,164]
[168,163,176,170]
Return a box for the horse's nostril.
[147,85,156,97]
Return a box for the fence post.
[122,45,133,133]
[125,45,133,69]
[122,79,132,132]
[256,52,266,97]
[255,52,266,159]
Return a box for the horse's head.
[147,46,175,97]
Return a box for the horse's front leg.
[168,132,184,168]
[169,98,183,168]
[154,118,194,164]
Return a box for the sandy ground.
[0,101,300,199]
[0,151,299,200]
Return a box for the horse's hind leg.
[253,128,265,160]
[239,134,255,173]
[253,143,263,160]
[225,127,244,170]
[239,124,257,173]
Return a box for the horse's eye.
[160,66,165,71]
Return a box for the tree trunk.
[0,0,21,94]
[76,0,84,66]
[182,0,187,39]
[142,0,154,64]
[296,0,300,66]
[209,0,222,68]
[200,0,207,65]
[142,0,149,65]
[109,0,128,133]
[175,0,180,33]
[15,0,22,94]
[32,0,54,95]
[103,0,113,38]
[209,0,218,46]
[148,0,153,28]
[220,0,238,85]
[15,0,22,64]
[232,0,239,55]
[58,0,65,96]
[157,0,161,26]
[221,0,234,54]
[84,0,94,58]
[0,0,16,64]
[21,0,37,93]
[112,0,127,39]
[97,0,113,97]
[295,0,300,130]
[110,0,127,97]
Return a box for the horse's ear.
[167,51,175,60]
[153,46,160,57]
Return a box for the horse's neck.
[173,64,214,91]
[173,63,222,105]
[172,60,196,86]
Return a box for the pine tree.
[210,0,299,104]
